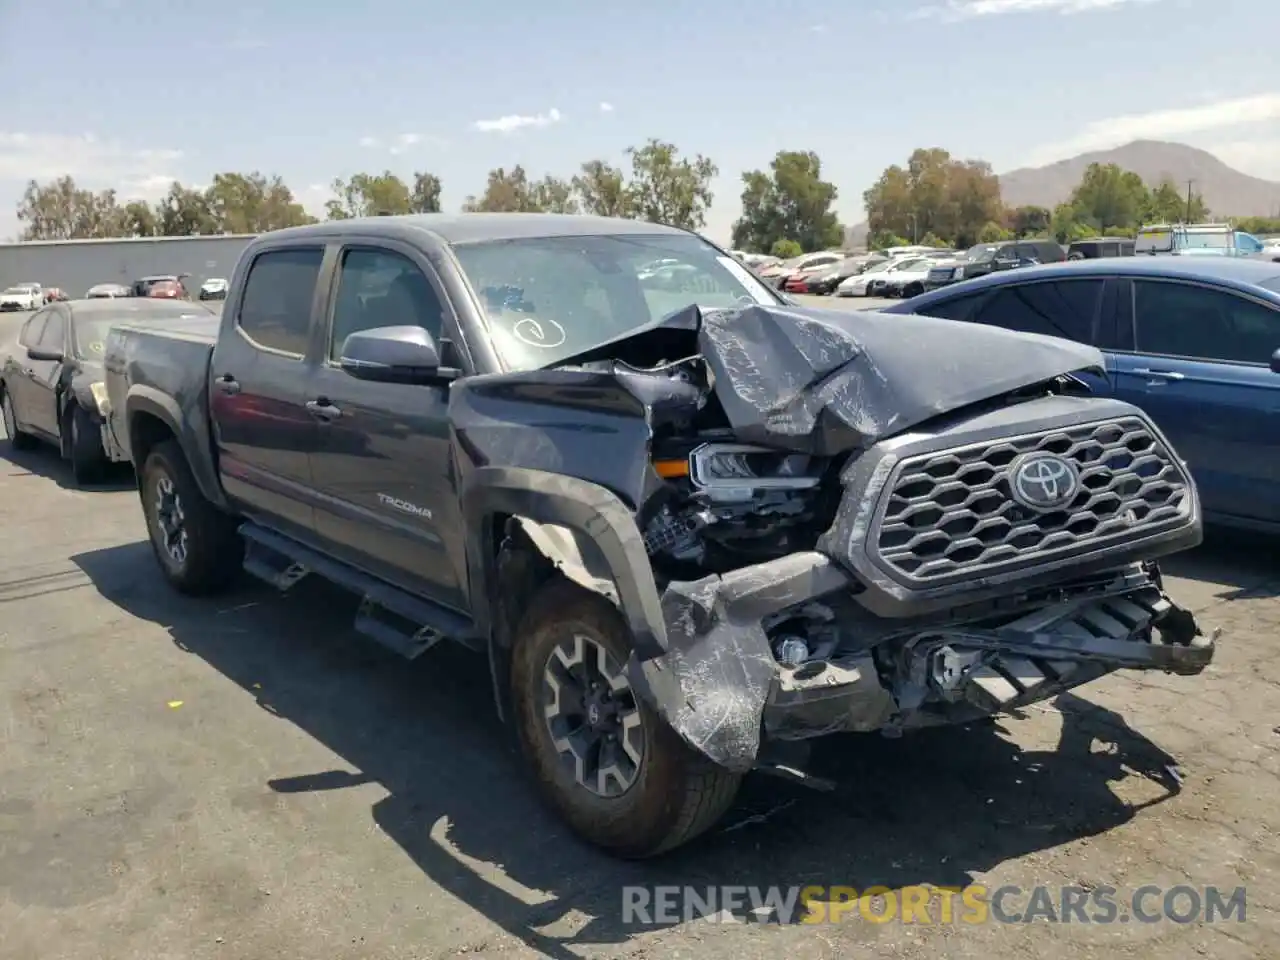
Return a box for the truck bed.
[102,314,220,494]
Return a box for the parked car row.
[0,282,70,310]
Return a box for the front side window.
[970,279,1104,343]
[1133,281,1280,364]
[37,310,66,353]
[237,247,325,357]
[452,233,778,369]
[329,248,446,359]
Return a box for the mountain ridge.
[845,140,1280,247]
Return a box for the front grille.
[871,417,1191,585]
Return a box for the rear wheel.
[140,440,242,594]
[1,387,37,451]
[511,579,742,858]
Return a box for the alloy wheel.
[153,474,189,566]
[541,632,644,798]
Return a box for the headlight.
[89,381,110,415]
[688,443,821,502]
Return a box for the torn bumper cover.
[626,554,1215,774]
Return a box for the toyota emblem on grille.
[1010,453,1080,510]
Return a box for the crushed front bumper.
[627,551,1215,774]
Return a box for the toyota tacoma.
[100,214,1216,858]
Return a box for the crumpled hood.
[551,303,1105,455]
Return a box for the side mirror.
[1271,348,1280,375]
[27,347,63,362]
[339,325,457,385]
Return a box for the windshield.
[965,244,1000,262]
[452,233,780,369]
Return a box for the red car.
[146,279,188,300]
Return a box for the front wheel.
[511,580,742,858]
[66,403,106,485]
[140,439,242,595]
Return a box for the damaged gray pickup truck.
[102,214,1216,858]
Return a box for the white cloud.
[358,135,380,148]
[599,102,614,113]
[1027,92,1280,165]
[917,0,1162,19]
[0,132,183,206]
[472,107,562,134]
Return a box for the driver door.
[25,305,69,436]
[306,242,469,611]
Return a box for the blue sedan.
[881,257,1280,532]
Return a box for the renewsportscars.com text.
[621,883,1247,926]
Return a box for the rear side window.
[911,292,986,322]
[969,279,1104,344]
[238,247,325,356]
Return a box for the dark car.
[100,214,1213,859]
[925,239,1066,290]
[886,257,1280,532]
[0,298,212,484]
[805,255,885,295]
[1067,237,1135,260]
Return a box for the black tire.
[139,439,242,595]
[66,402,106,485]
[905,282,924,298]
[511,579,742,858]
[1,386,37,451]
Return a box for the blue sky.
[2,0,1278,243]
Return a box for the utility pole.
[908,212,918,243]
[1185,180,1195,223]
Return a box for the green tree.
[624,138,717,230]
[1235,216,1280,234]
[730,150,842,254]
[978,221,1013,243]
[1065,163,1148,233]
[863,148,1002,247]
[1008,205,1051,238]
[409,172,443,213]
[530,175,579,214]
[770,238,802,258]
[325,171,414,219]
[461,165,542,212]
[15,176,125,240]
[206,171,314,232]
[1144,178,1209,224]
[155,182,219,236]
[122,200,159,237]
[572,160,633,218]
[919,231,947,248]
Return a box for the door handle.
[1131,368,1185,381]
[215,374,241,395]
[306,399,342,421]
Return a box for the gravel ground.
[0,302,1276,960]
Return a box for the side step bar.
[239,522,476,659]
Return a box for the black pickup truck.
[102,213,1216,858]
